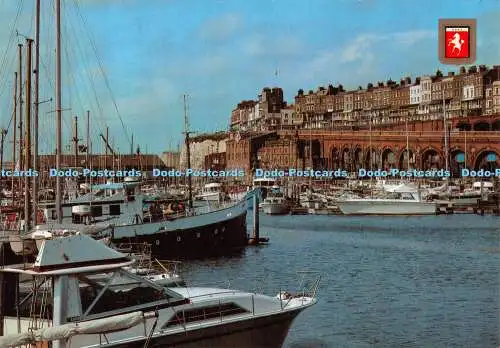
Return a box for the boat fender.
[196,232,200,238]
[214,228,218,235]
[177,236,181,242]
[156,240,160,246]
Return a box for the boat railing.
[182,271,322,308]
[169,273,321,331]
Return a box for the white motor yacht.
[336,183,436,215]
[0,234,319,348]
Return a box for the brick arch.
[352,146,364,171]
[456,122,471,131]
[492,119,500,131]
[420,146,443,170]
[329,146,341,169]
[474,149,499,171]
[397,148,415,170]
[450,147,466,177]
[363,147,379,169]
[341,147,351,170]
[380,147,396,170]
[473,121,491,131]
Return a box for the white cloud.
[196,54,229,75]
[242,35,303,57]
[300,29,435,87]
[340,34,377,63]
[391,30,435,45]
[199,13,243,42]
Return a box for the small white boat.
[260,189,290,215]
[336,183,436,215]
[194,182,226,202]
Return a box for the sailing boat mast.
[32,0,40,224]
[55,0,62,223]
[442,89,449,174]
[17,44,23,195]
[405,113,410,170]
[11,72,17,206]
[24,38,33,231]
[183,94,193,209]
[309,114,312,194]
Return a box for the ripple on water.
[183,214,500,347]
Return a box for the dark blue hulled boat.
[36,177,248,258]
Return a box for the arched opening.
[331,147,341,169]
[398,149,414,170]
[450,149,465,177]
[456,122,471,131]
[364,148,379,170]
[492,120,500,131]
[381,148,395,170]
[421,148,441,170]
[341,148,351,170]
[353,148,363,171]
[474,151,498,171]
[473,122,490,131]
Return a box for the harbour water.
[179,214,500,347]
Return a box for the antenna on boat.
[183,94,193,209]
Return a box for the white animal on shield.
[448,32,465,55]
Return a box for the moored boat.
[336,183,436,215]
[0,234,319,348]
[260,190,291,215]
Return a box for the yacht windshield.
[76,270,185,320]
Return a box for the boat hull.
[261,203,290,215]
[3,307,302,348]
[110,201,248,258]
[86,308,301,348]
[337,200,436,215]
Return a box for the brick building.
[256,138,296,170]
[230,87,287,132]
[204,152,226,171]
[225,131,279,181]
[230,65,500,132]
[225,65,500,179]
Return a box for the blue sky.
[0,0,499,156]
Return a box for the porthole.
[221,227,226,232]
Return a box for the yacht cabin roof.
[0,235,132,274]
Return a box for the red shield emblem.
[439,19,476,65]
[445,26,470,59]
